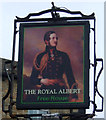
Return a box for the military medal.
[50,53,55,60]
[50,49,55,60]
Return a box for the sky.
[0,1,104,61]
[0,0,105,118]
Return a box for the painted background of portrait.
[23,25,84,102]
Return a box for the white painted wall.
[0,0,105,119]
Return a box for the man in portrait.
[29,31,78,102]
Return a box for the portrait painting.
[16,21,90,109]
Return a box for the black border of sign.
[16,21,90,110]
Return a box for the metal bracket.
[16,2,95,20]
[95,58,104,112]
[2,60,12,113]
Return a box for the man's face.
[49,33,58,47]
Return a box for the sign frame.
[16,21,90,110]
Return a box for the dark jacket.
[30,47,77,90]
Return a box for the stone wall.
[1,58,28,119]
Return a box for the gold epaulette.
[33,51,49,75]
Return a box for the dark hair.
[44,31,56,41]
